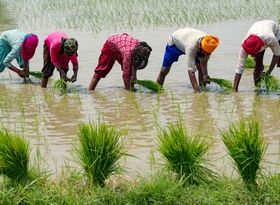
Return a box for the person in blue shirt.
[0,29,38,82]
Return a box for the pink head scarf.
[242,34,264,56]
[21,34,39,61]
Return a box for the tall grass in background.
[75,122,127,186]
[0,129,31,182]
[157,120,215,184]
[220,117,266,190]
[3,0,279,32]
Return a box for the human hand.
[69,74,77,83]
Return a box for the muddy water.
[0,10,279,176]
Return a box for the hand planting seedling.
[210,78,233,91]
[133,80,162,93]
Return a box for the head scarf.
[21,34,39,61]
[242,34,264,56]
[200,35,219,54]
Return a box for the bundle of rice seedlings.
[75,122,126,186]
[210,78,233,91]
[29,71,43,79]
[134,80,162,93]
[50,79,67,95]
[259,75,280,92]
[244,55,256,68]
[220,117,266,190]
[0,129,30,182]
[157,121,215,185]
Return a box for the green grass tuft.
[75,122,126,186]
[134,80,162,92]
[259,75,280,92]
[210,78,233,91]
[157,120,215,184]
[50,79,68,95]
[245,55,256,68]
[220,117,266,189]
[0,129,30,182]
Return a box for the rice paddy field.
[0,1,280,202]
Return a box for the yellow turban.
[201,35,219,54]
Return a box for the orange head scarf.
[200,35,219,54]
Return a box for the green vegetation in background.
[3,0,280,32]
[75,122,127,186]
[0,2,14,27]
[157,120,216,184]
[220,117,266,190]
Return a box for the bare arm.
[266,55,280,75]
[200,60,210,83]
[233,73,242,92]
[188,70,200,93]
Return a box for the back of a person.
[247,20,280,40]
[0,29,25,47]
[107,33,139,55]
[171,28,206,52]
[44,32,67,47]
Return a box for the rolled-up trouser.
[41,45,68,78]
[93,41,116,79]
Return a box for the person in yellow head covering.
[156,28,219,93]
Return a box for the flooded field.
[0,0,280,176]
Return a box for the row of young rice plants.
[0,116,279,204]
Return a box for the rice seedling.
[0,129,30,182]
[50,79,67,95]
[29,71,43,79]
[220,117,266,190]
[244,55,256,68]
[75,122,127,186]
[157,120,215,185]
[210,78,233,91]
[259,75,280,92]
[133,80,162,93]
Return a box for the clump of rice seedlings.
[259,75,280,92]
[134,80,162,93]
[210,78,233,91]
[75,122,126,186]
[50,79,67,95]
[220,117,266,190]
[29,71,43,79]
[245,55,256,68]
[0,129,30,182]
[157,120,215,185]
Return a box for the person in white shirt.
[156,28,219,93]
[234,20,280,92]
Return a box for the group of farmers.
[0,20,279,93]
